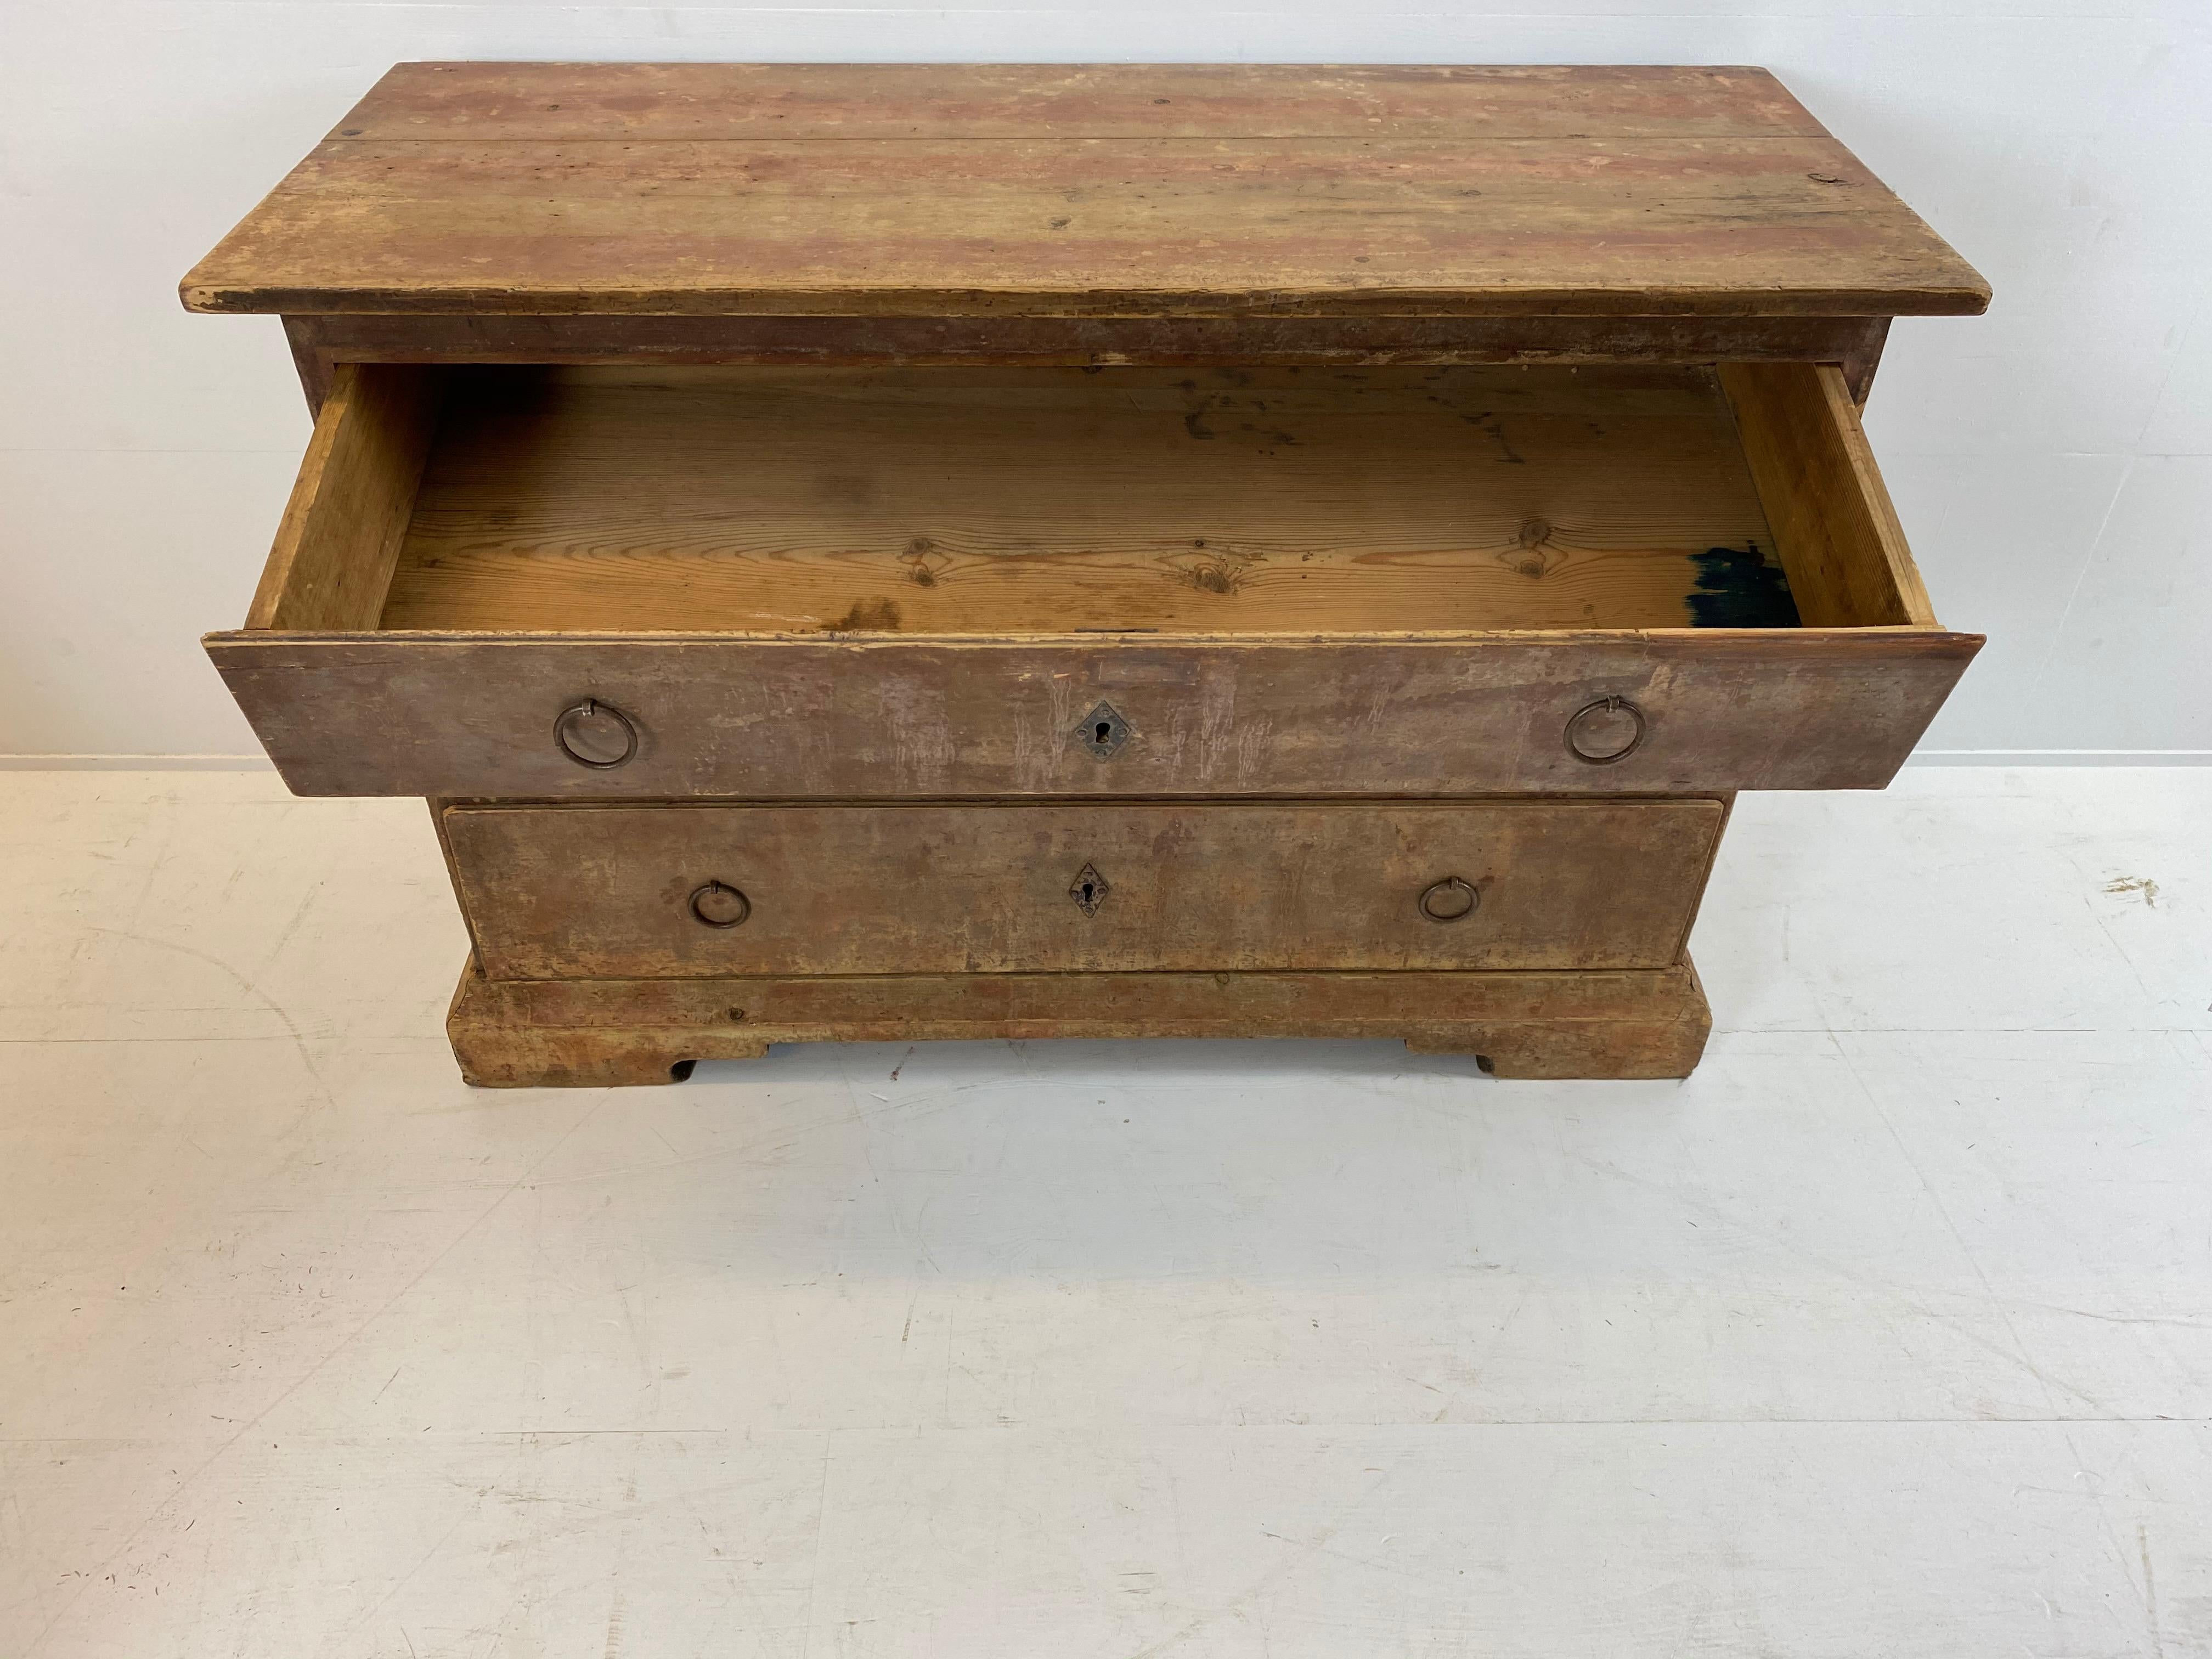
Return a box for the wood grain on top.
[313,62,1827,140]
[181,63,1989,319]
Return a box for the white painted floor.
[2,767,2208,1658]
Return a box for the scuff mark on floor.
[2103,876,2158,906]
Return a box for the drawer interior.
[245,361,1940,637]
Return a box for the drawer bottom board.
[446,955,1711,1087]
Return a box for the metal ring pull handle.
[689,881,752,929]
[1565,695,1647,765]
[1419,876,1480,924]
[553,698,639,770]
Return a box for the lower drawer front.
[444,800,1722,980]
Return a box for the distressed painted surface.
[448,961,1715,1085]
[281,314,1898,411]
[439,800,1723,978]
[179,64,1989,318]
[331,62,1835,142]
[206,631,1978,798]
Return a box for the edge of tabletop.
[176,287,1995,319]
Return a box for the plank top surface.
[182,62,1989,319]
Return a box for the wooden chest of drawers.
[187,62,1987,1085]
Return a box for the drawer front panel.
[211,631,1976,799]
[444,800,1723,980]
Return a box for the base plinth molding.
[445,958,1711,1087]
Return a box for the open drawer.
[206,362,1979,798]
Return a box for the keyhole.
[1076,702,1132,759]
[1069,861,1110,915]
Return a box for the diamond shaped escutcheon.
[1076,702,1133,759]
[1069,862,1110,917]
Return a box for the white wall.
[3,2,2205,761]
